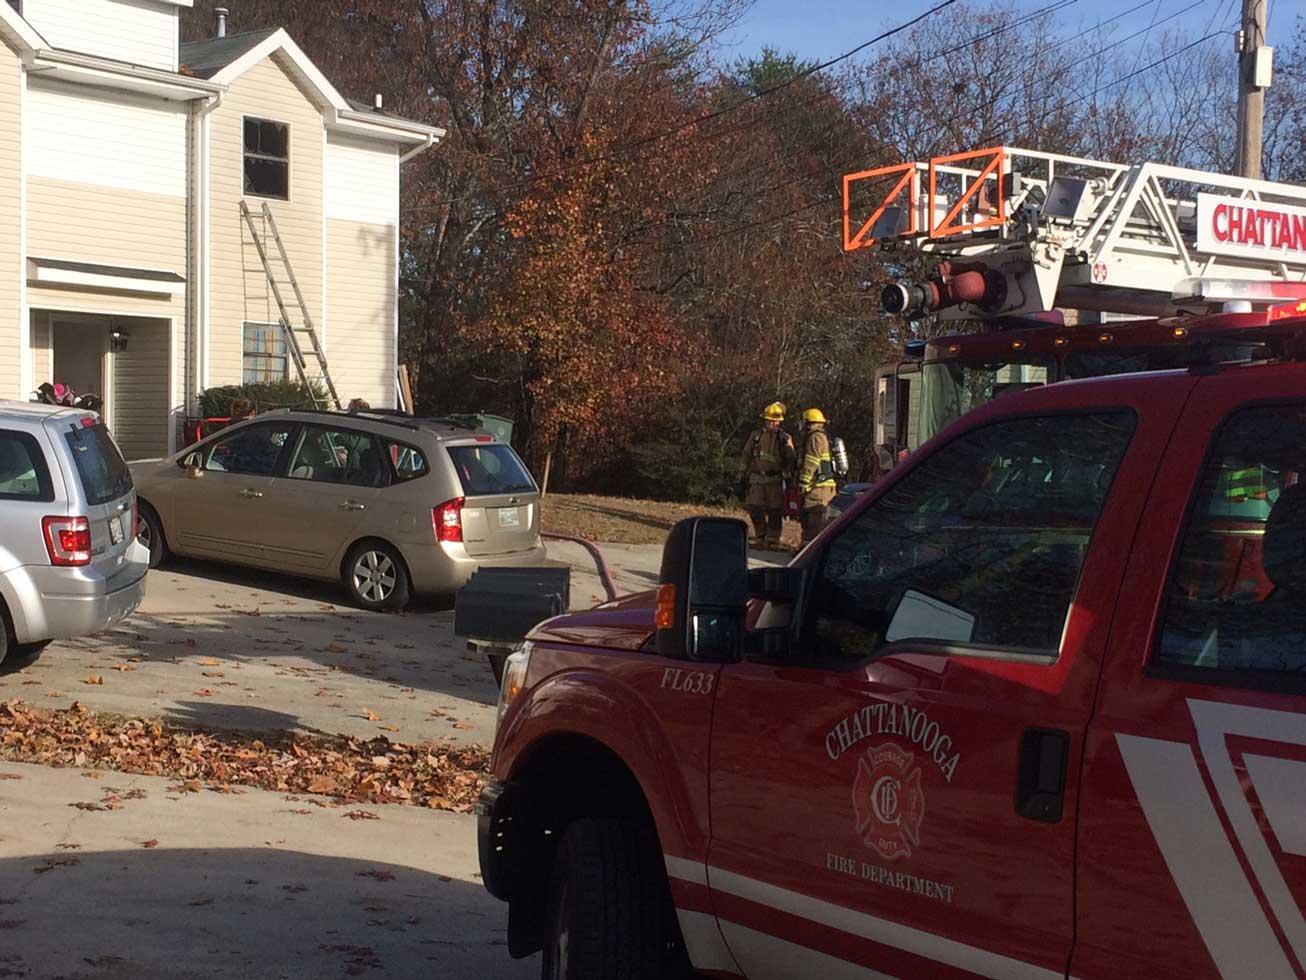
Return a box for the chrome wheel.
[352,550,397,604]
[137,519,152,551]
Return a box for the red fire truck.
[478,301,1306,980]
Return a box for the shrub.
[199,381,324,417]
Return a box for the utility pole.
[1236,0,1271,179]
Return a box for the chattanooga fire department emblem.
[853,743,925,861]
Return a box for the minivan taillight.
[43,516,92,566]
[433,497,465,543]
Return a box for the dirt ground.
[541,492,805,549]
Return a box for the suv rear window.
[64,422,132,505]
[447,444,535,496]
[0,431,53,502]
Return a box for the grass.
[540,492,804,548]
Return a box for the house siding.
[326,219,396,409]
[326,133,398,226]
[0,41,20,400]
[208,54,324,391]
[20,0,180,72]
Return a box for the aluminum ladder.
[238,200,342,411]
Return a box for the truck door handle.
[239,489,264,499]
[339,501,366,512]
[1016,728,1069,823]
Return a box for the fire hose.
[542,532,620,603]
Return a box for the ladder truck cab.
[844,146,1306,471]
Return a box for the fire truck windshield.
[918,357,1054,445]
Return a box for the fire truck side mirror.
[656,517,748,663]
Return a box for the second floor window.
[244,118,289,199]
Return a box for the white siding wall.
[27,78,187,198]
[326,133,398,227]
[21,0,180,72]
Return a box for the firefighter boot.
[747,507,769,546]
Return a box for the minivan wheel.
[541,819,672,980]
[137,503,168,569]
[344,542,411,612]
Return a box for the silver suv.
[131,410,548,610]
[0,401,148,665]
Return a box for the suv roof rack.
[267,407,424,432]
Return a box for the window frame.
[241,321,289,385]
[1146,397,1306,696]
[386,440,430,484]
[791,406,1140,672]
[0,429,54,503]
[241,115,291,202]
[285,424,392,489]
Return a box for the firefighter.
[736,402,796,548]
[797,407,838,544]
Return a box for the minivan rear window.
[64,422,132,505]
[447,444,535,496]
[0,431,53,502]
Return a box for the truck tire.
[542,818,674,980]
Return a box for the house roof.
[179,29,278,79]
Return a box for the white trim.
[28,50,223,101]
[664,854,708,886]
[1117,732,1298,980]
[392,154,400,408]
[29,300,171,320]
[209,30,348,112]
[18,66,30,399]
[0,2,47,54]
[331,111,443,146]
[1243,755,1306,857]
[167,312,177,455]
[320,120,327,352]
[707,867,1063,980]
[27,261,185,297]
[718,921,898,980]
[675,910,743,976]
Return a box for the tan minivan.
[131,411,546,610]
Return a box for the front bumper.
[2,547,149,644]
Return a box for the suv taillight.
[433,497,465,543]
[43,516,92,566]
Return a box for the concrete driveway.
[0,760,535,979]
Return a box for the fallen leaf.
[193,689,214,697]
[326,644,347,654]
[378,725,399,733]
[111,664,137,673]
[68,802,105,812]
[452,723,473,731]
[55,844,81,851]
[360,709,380,721]
[199,658,221,667]
[83,676,103,686]
[33,857,79,874]
[187,897,213,907]
[202,671,224,678]
[356,870,395,882]
[343,810,379,821]
[141,839,159,849]
[0,773,21,781]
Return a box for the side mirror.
[656,517,748,662]
[184,452,203,478]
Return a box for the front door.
[1074,365,1306,979]
[174,420,298,563]
[707,377,1192,978]
[53,319,106,403]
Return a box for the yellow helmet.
[803,408,827,425]
[762,401,786,422]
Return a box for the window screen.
[1155,403,1306,679]
[810,412,1136,664]
[243,118,289,199]
[242,323,288,384]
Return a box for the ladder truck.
[843,146,1306,473]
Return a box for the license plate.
[498,507,521,528]
[108,515,124,545]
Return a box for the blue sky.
[716,0,1306,63]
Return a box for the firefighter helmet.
[762,402,786,422]
[803,408,828,425]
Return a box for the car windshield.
[64,421,132,505]
[446,444,535,496]
[918,358,1054,446]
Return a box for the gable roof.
[179,29,277,79]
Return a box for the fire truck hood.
[528,590,657,652]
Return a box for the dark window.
[809,412,1136,665]
[446,445,535,496]
[0,430,53,502]
[1155,403,1306,679]
[64,422,132,505]
[387,442,429,482]
[205,422,295,477]
[242,323,287,384]
[243,118,289,199]
[288,427,388,488]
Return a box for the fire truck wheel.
[542,818,673,980]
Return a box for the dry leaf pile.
[0,700,488,812]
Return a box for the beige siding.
[0,44,19,399]
[110,317,171,460]
[326,218,396,408]
[21,0,180,72]
[26,177,186,319]
[208,54,324,390]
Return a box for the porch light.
[109,326,130,352]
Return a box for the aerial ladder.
[843,146,1306,322]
